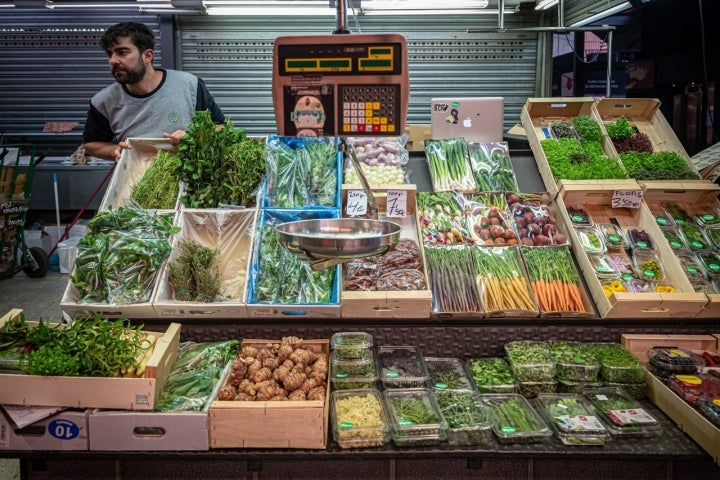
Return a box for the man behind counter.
[82,21,225,161]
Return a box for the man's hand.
[84,140,130,162]
[163,130,186,147]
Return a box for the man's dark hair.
[101,22,155,52]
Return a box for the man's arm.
[83,103,123,160]
[196,78,225,123]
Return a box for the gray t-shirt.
[83,69,224,143]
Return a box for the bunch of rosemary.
[168,239,221,303]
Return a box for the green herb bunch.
[168,239,221,303]
[130,150,181,209]
[541,137,628,181]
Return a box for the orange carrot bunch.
[520,246,585,313]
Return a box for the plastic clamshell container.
[576,226,606,255]
[424,357,474,391]
[696,250,720,278]
[330,349,376,377]
[669,374,720,407]
[679,223,711,251]
[549,341,601,382]
[586,343,647,384]
[504,340,557,383]
[648,205,675,228]
[331,388,389,449]
[330,332,373,360]
[647,347,705,375]
[696,397,720,428]
[693,206,720,227]
[704,225,720,249]
[664,204,693,227]
[536,393,610,446]
[481,393,552,444]
[632,249,666,282]
[465,357,518,394]
[377,345,429,389]
[517,380,557,398]
[597,223,628,250]
[676,253,708,282]
[660,227,689,253]
[584,387,660,436]
[624,277,652,293]
[432,389,493,446]
[603,382,647,400]
[605,252,636,277]
[588,254,619,278]
[557,379,604,394]
[626,227,655,250]
[383,388,447,447]
[566,205,593,227]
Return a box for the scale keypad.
[339,85,399,134]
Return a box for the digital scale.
[272,33,410,137]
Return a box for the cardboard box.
[0,309,181,410]
[556,182,707,318]
[99,138,180,212]
[520,97,622,196]
[404,124,431,152]
[0,409,89,451]
[621,333,718,363]
[209,339,329,449]
[246,209,341,319]
[339,185,432,319]
[642,181,720,318]
[152,208,257,319]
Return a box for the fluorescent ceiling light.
[535,0,558,10]
[46,1,171,7]
[207,6,333,15]
[570,1,631,27]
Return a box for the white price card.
[346,190,368,216]
[386,190,408,217]
[611,189,643,209]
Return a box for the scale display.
[272,34,410,137]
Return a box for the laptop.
[430,97,504,143]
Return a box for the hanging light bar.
[535,0,558,10]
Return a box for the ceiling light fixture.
[535,0,557,10]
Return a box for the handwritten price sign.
[611,189,643,209]
[346,190,367,216]
[386,190,407,217]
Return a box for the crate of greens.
[89,339,239,451]
[480,393,552,444]
[0,309,180,410]
[246,209,341,318]
[152,208,257,318]
[383,387,447,447]
[262,135,342,209]
[465,357,518,394]
[424,137,476,193]
[432,389,493,446]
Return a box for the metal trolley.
[0,145,49,280]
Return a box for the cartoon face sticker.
[445,108,459,125]
[291,95,326,131]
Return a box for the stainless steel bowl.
[275,218,402,263]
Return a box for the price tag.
[346,190,367,216]
[386,190,407,217]
[611,189,643,209]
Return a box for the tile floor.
[0,269,68,480]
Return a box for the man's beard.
[113,61,145,85]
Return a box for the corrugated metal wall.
[0,9,542,152]
[178,14,541,136]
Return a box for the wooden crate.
[642,181,720,318]
[152,208,258,319]
[0,309,180,410]
[556,182,707,318]
[520,97,621,197]
[621,333,718,363]
[339,185,432,319]
[0,409,89,451]
[646,371,720,465]
[99,138,180,212]
[209,339,329,449]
